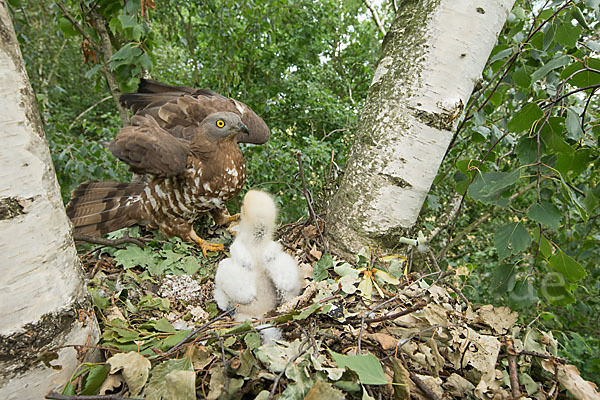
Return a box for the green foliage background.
[8,0,600,386]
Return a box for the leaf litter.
[52,222,600,400]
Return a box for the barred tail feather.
[66,181,145,236]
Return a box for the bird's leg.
[188,229,225,257]
[210,208,241,234]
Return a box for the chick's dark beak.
[237,122,249,135]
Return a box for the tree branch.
[362,0,387,36]
[88,8,130,127]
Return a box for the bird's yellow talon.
[189,229,225,257]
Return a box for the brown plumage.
[119,78,270,145]
[67,112,249,255]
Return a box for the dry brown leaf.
[367,332,398,350]
[443,373,475,397]
[542,360,600,400]
[309,244,322,260]
[106,352,151,397]
[303,225,318,238]
[105,305,125,322]
[98,374,123,395]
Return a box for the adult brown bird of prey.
[67,111,252,255]
[67,80,270,254]
[120,79,270,145]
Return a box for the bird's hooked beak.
[235,121,250,136]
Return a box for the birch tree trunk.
[0,3,98,398]
[326,0,516,257]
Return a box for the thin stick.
[363,300,427,324]
[357,315,365,354]
[68,96,112,131]
[505,338,522,398]
[409,372,442,400]
[46,393,142,400]
[362,0,387,36]
[160,308,235,358]
[296,151,328,253]
[446,283,469,305]
[72,233,146,249]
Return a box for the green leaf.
[114,245,157,269]
[139,52,153,72]
[509,279,537,306]
[556,149,592,175]
[507,103,543,133]
[530,54,570,83]
[145,358,194,400]
[329,351,388,385]
[312,254,333,281]
[560,179,588,221]
[540,117,572,155]
[555,20,583,48]
[565,108,584,141]
[542,22,557,50]
[468,169,521,207]
[81,365,110,395]
[572,7,590,30]
[58,17,78,37]
[244,332,261,350]
[162,330,191,348]
[119,14,138,30]
[293,303,321,320]
[512,67,532,88]
[560,59,600,88]
[527,202,562,229]
[539,234,554,259]
[154,318,176,333]
[515,135,540,165]
[494,222,531,260]
[227,321,252,334]
[492,263,516,293]
[548,249,587,282]
[542,282,576,306]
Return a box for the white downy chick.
[214,190,302,326]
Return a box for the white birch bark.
[327,0,516,256]
[0,2,98,397]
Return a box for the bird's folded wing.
[109,114,190,177]
[120,79,270,144]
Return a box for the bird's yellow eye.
[216,119,225,128]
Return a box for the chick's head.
[240,190,278,239]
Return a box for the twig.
[541,83,600,109]
[446,283,469,305]
[46,393,142,400]
[362,0,387,36]
[409,372,442,400]
[362,300,427,324]
[357,315,365,354]
[296,151,328,253]
[68,96,112,131]
[580,86,598,133]
[160,308,235,358]
[72,233,146,249]
[268,339,311,400]
[505,338,521,398]
[55,2,96,47]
